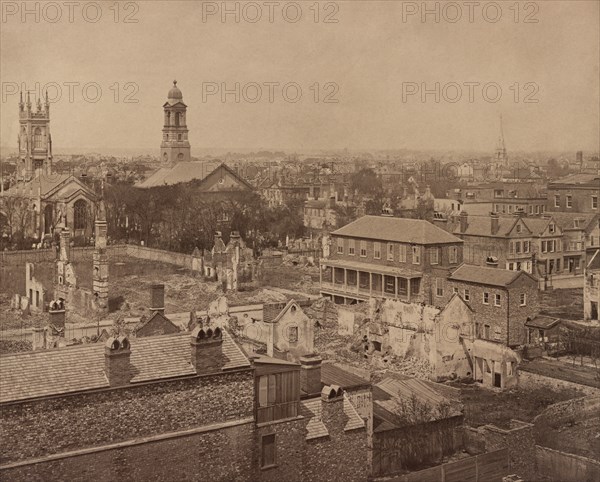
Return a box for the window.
[484,324,491,339]
[374,242,381,260]
[515,241,522,254]
[483,292,489,304]
[73,199,87,230]
[34,128,43,148]
[412,246,421,264]
[430,247,439,265]
[524,241,530,253]
[520,293,527,306]
[387,243,394,261]
[449,246,458,264]
[542,240,547,253]
[495,294,501,306]
[398,244,407,262]
[436,278,443,297]
[464,289,470,301]
[261,434,276,468]
[516,224,522,233]
[360,240,367,257]
[509,242,514,254]
[592,196,598,210]
[384,276,395,294]
[411,278,421,294]
[287,326,299,343]
[336,238,344,254]
[453,287,459,294]
[566,195,572,208]
[549,223,555,234]
[348,239,355,256]
[554,195,560,207]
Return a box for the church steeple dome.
[167,80,183,102]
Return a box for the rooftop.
[0,330,250,404]
[549,173,600,186]
[332,215,463,245]
[321,362,371,390]
[449,264,534,287]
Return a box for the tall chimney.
[150,284,165,315]
[190,326,224,375]
[459,211,468,233]
[300,353,322,395]
[104,336,132,387]
[48,299,66,332]
[491,212,500,235]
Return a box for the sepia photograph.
[0,1,599,481]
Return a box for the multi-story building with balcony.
[320,215,464,305]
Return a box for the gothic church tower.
[18,90,52,179]
[160,80,191,166]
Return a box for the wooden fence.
[376,449,509,482]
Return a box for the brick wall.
[506,275,539,346]
[0,370,254,464]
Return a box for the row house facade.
[455,212,566,277]
[546,173,600,214]
[320,215,464,305]
[441,264,539,347]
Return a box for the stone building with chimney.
[0,325,368,481]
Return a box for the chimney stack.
[150,284,165,315]
[491,212,500,235]
[190,325,224,375]
[48,299,66,332]
[104,336,132,387]
[459,211,468,233]
[300,353,323,396]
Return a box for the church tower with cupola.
[160,80,191,167]
[18,90,53,179]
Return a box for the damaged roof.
[0,330,250,404]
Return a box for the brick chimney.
[491,212,500,235]
[459,211,468,233]
[150,284,165,315]
[321,385,347,435]
[300,353,322,395]
[48,299,66,332]
[190,326,224,375]
[104,336,132,387]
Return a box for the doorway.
[494,373,502,388]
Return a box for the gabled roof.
[134,311,181,337]
[332,215,463,245]
[449,264,536,287]
[2,173,96,202]
[548,213,598,232]
[300,394,365,440]
[0,331,250,404]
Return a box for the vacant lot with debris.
[456,383,586,429]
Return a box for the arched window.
[175,112,180,127]
[34,128,42,148]
[166,112,171,125]
[73,199,87,230]
[44,205,53,234]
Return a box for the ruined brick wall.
[0,370,254,464]
[2,422,255,482]
[444,280,510,345]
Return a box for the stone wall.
[0,370,254,464]
[519,369,600,396]
[463,420,536,480]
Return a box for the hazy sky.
[1,0,599,153]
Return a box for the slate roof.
[137,162,253,190]
[549,173,600,186]
[525,316,561,330]
[321,363,370,390]
[453,215,518,237]
[0,331,250,404]
[332,215,463,245]
[549,213,598,231]
[323,258,423,279]
[2,173,95,201]
[449,264,534,287]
